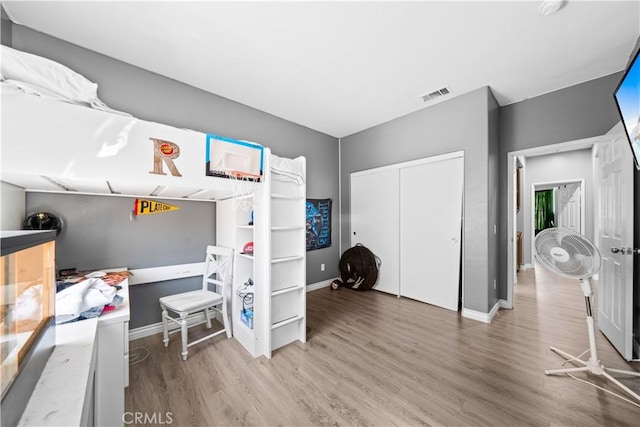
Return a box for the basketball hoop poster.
[134,199,180,216]
[306,198,332,251]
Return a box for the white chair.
[160,245,233,360]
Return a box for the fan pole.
[545,278,640,402]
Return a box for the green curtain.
[535,190,555,233]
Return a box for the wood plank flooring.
[126,266,640,426]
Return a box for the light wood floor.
[126,266,640,426]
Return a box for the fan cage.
[534,228,601,279]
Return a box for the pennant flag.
[134,199,180,216]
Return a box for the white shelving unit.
[216,150,306,359]
[217,194,261,357]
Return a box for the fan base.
[546,346,640,402]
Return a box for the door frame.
[506,135,607,309]
[530,178,585,271]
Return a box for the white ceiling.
[3,1,639,138]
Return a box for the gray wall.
[1,13,11,46]
[0,182,25,230]
[499,72,624,301]
[521,149,594,266]
[487,90,500,310]
[340,87,496,313]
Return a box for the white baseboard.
[522,263,533,271]
[499,299,511,309]
[306,278,338,292]
[462,300,501,324]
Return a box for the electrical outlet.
[321,263,325,271]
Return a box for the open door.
[596,123,635,361]
[555,182,581,233]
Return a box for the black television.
[613,46,640,170]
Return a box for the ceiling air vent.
[422,87,451,102]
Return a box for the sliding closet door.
[400,155,463,310]
[350,169,400,295]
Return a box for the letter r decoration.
[150,138,182,177]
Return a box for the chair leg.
[222,299,232,339]
[180,314,189,361]
[161,306,169,347]
[204,307,212,329]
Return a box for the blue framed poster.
[306,198,332,251]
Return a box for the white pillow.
[1,45,99,104]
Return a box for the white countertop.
[18,318,98,426]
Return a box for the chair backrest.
[202,245,234,292]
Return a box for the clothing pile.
[55,272,126,324]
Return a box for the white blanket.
[271,154,306,185]
[0,45,130,116]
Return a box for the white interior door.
[555,182,581,233]
[400,155,464,311]
[350,169,400,295]
[596,124,634,360]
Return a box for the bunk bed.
[1,68,248,200]
[0,45,306,361]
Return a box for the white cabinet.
[216,150,306,359]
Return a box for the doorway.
[506,135,604,309]
[507,126,636,360]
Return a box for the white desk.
[18,274,130,427]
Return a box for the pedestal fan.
[534,227,640,402]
